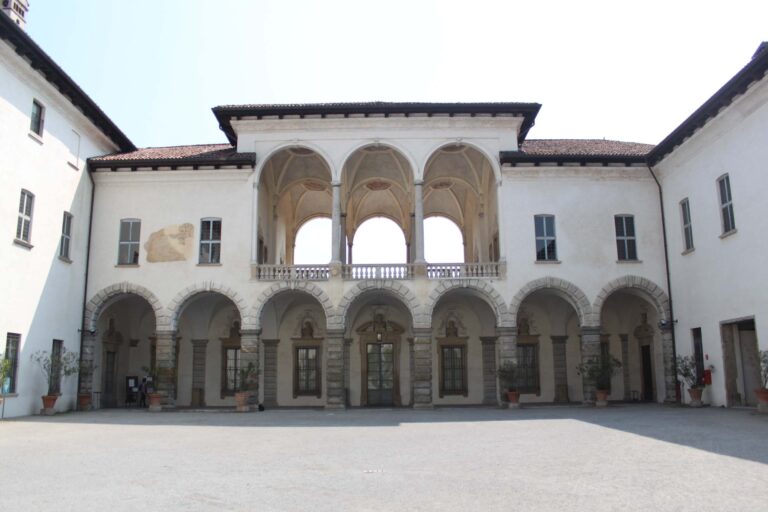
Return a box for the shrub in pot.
[576,356,622,407]
[235,362,258,412]
[496,360,520,408]
[676,355,704,407]
[31,347,81,415]
[755,350,768,413]
[142,365,164,411]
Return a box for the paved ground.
[1,405,767,511]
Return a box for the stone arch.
[337,280,424,329]
[421,140,501,183]
[509,277,594,328]
[255,141,335,185]
[425,279,510,327]
[593,275,671,324]
[339,140,420,184]
[85,282,165,332]
[251,281,335,331]
[168,282,248,331]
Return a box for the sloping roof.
[212,101,541,146]
[89,144,255,169]
[501,139,653,165]
[648,42,768,165]
[0,12,134,152]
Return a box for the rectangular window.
[534,214,557,261]
[30,100,45,136]
[717,174,736,234]
[440,345,467,396]
[16,189,34,243]
[118,219,141,265]
[50,339,63,395]
[680,198,694,251]
[692,328,705,387]
[294,346,321,397]
[223,347,240,394]
[59,212,73,260]
[4,333,20,394]
[615,215,637,261]
[517,343,540,393]
[199,218,222,264]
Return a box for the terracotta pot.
[77,393,92,411]
[755,388,768,413]
[595,389,609,407]
[506,390,520,404]
[41,395,58,415]
[687,387,704,407]
[148,392,163,412]
[235,391,252,412]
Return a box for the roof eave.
[88,154,256,170]
[500,151,648,166]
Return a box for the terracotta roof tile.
[89,144,255,167]
[521,139,654,157]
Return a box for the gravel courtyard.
[1,405,766,511]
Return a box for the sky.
[26,0,768,149]
[22,1,768,263]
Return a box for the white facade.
[0,19,126,417]
[1,8,766,417]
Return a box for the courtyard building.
[1,8,766,416]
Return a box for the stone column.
[412,328,433,409]
[660,326,677,403]
[251,180,259,263]
[343,338,352,405]
[155,329,178,407]
[331,182,342,263]
[480,336,498,405]
[551,335,569,403]
[580,327,602,405]
[495,179,506,262]
[240,329,260,406]
[325,329,345,409]
[347,242,353,264]
[190,339,208,407]
[78,331,98,396]
[413,181,425,265]
[408,338,415,406]
[497,327,517,406]
[620,334,631,400]
[262,339,279,408]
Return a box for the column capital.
[155,329,178,340]
[326,328,346,339]
[240,329,261,338]
[414,179,424,187]
[496,326,517,338]
[580,326,602,337]
[331,181,341,188]
[412,327,432,339]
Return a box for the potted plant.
[142,365,164,411]
[576,356,622,407]
[676,355,704,407]
[77,360,97,411]
[0,356,11,419]
[235,362,258,412]
[31,347,81,415]
[496,360,520,408]
[755,350,768,413]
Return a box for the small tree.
[238,362,258,392]
[577,356,622,390]
[758,350,768,390]
[496,360,517,392]
[31,347,81,396]
[676,355,702,389]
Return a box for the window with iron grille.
[30,100,44,136]
[517,343,539,393]
[294,346,321,397]
[615,215,637,261]
[50,339,63,395]
[680,198,694,251]
[440,345,466,396]
[222,347,240,395]
[199,218,222,264]
[118,219,141,264]
[717,174,736,234]
[4,333,20,394]
[16,189,34,244]
[60,212,73,260]
[534,214,557,261]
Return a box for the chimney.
[2,0,29,30]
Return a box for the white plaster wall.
[0,42,118,417]
[656,74,768,407]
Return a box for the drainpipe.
[76,164,96,397]
[647,163,679,402]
